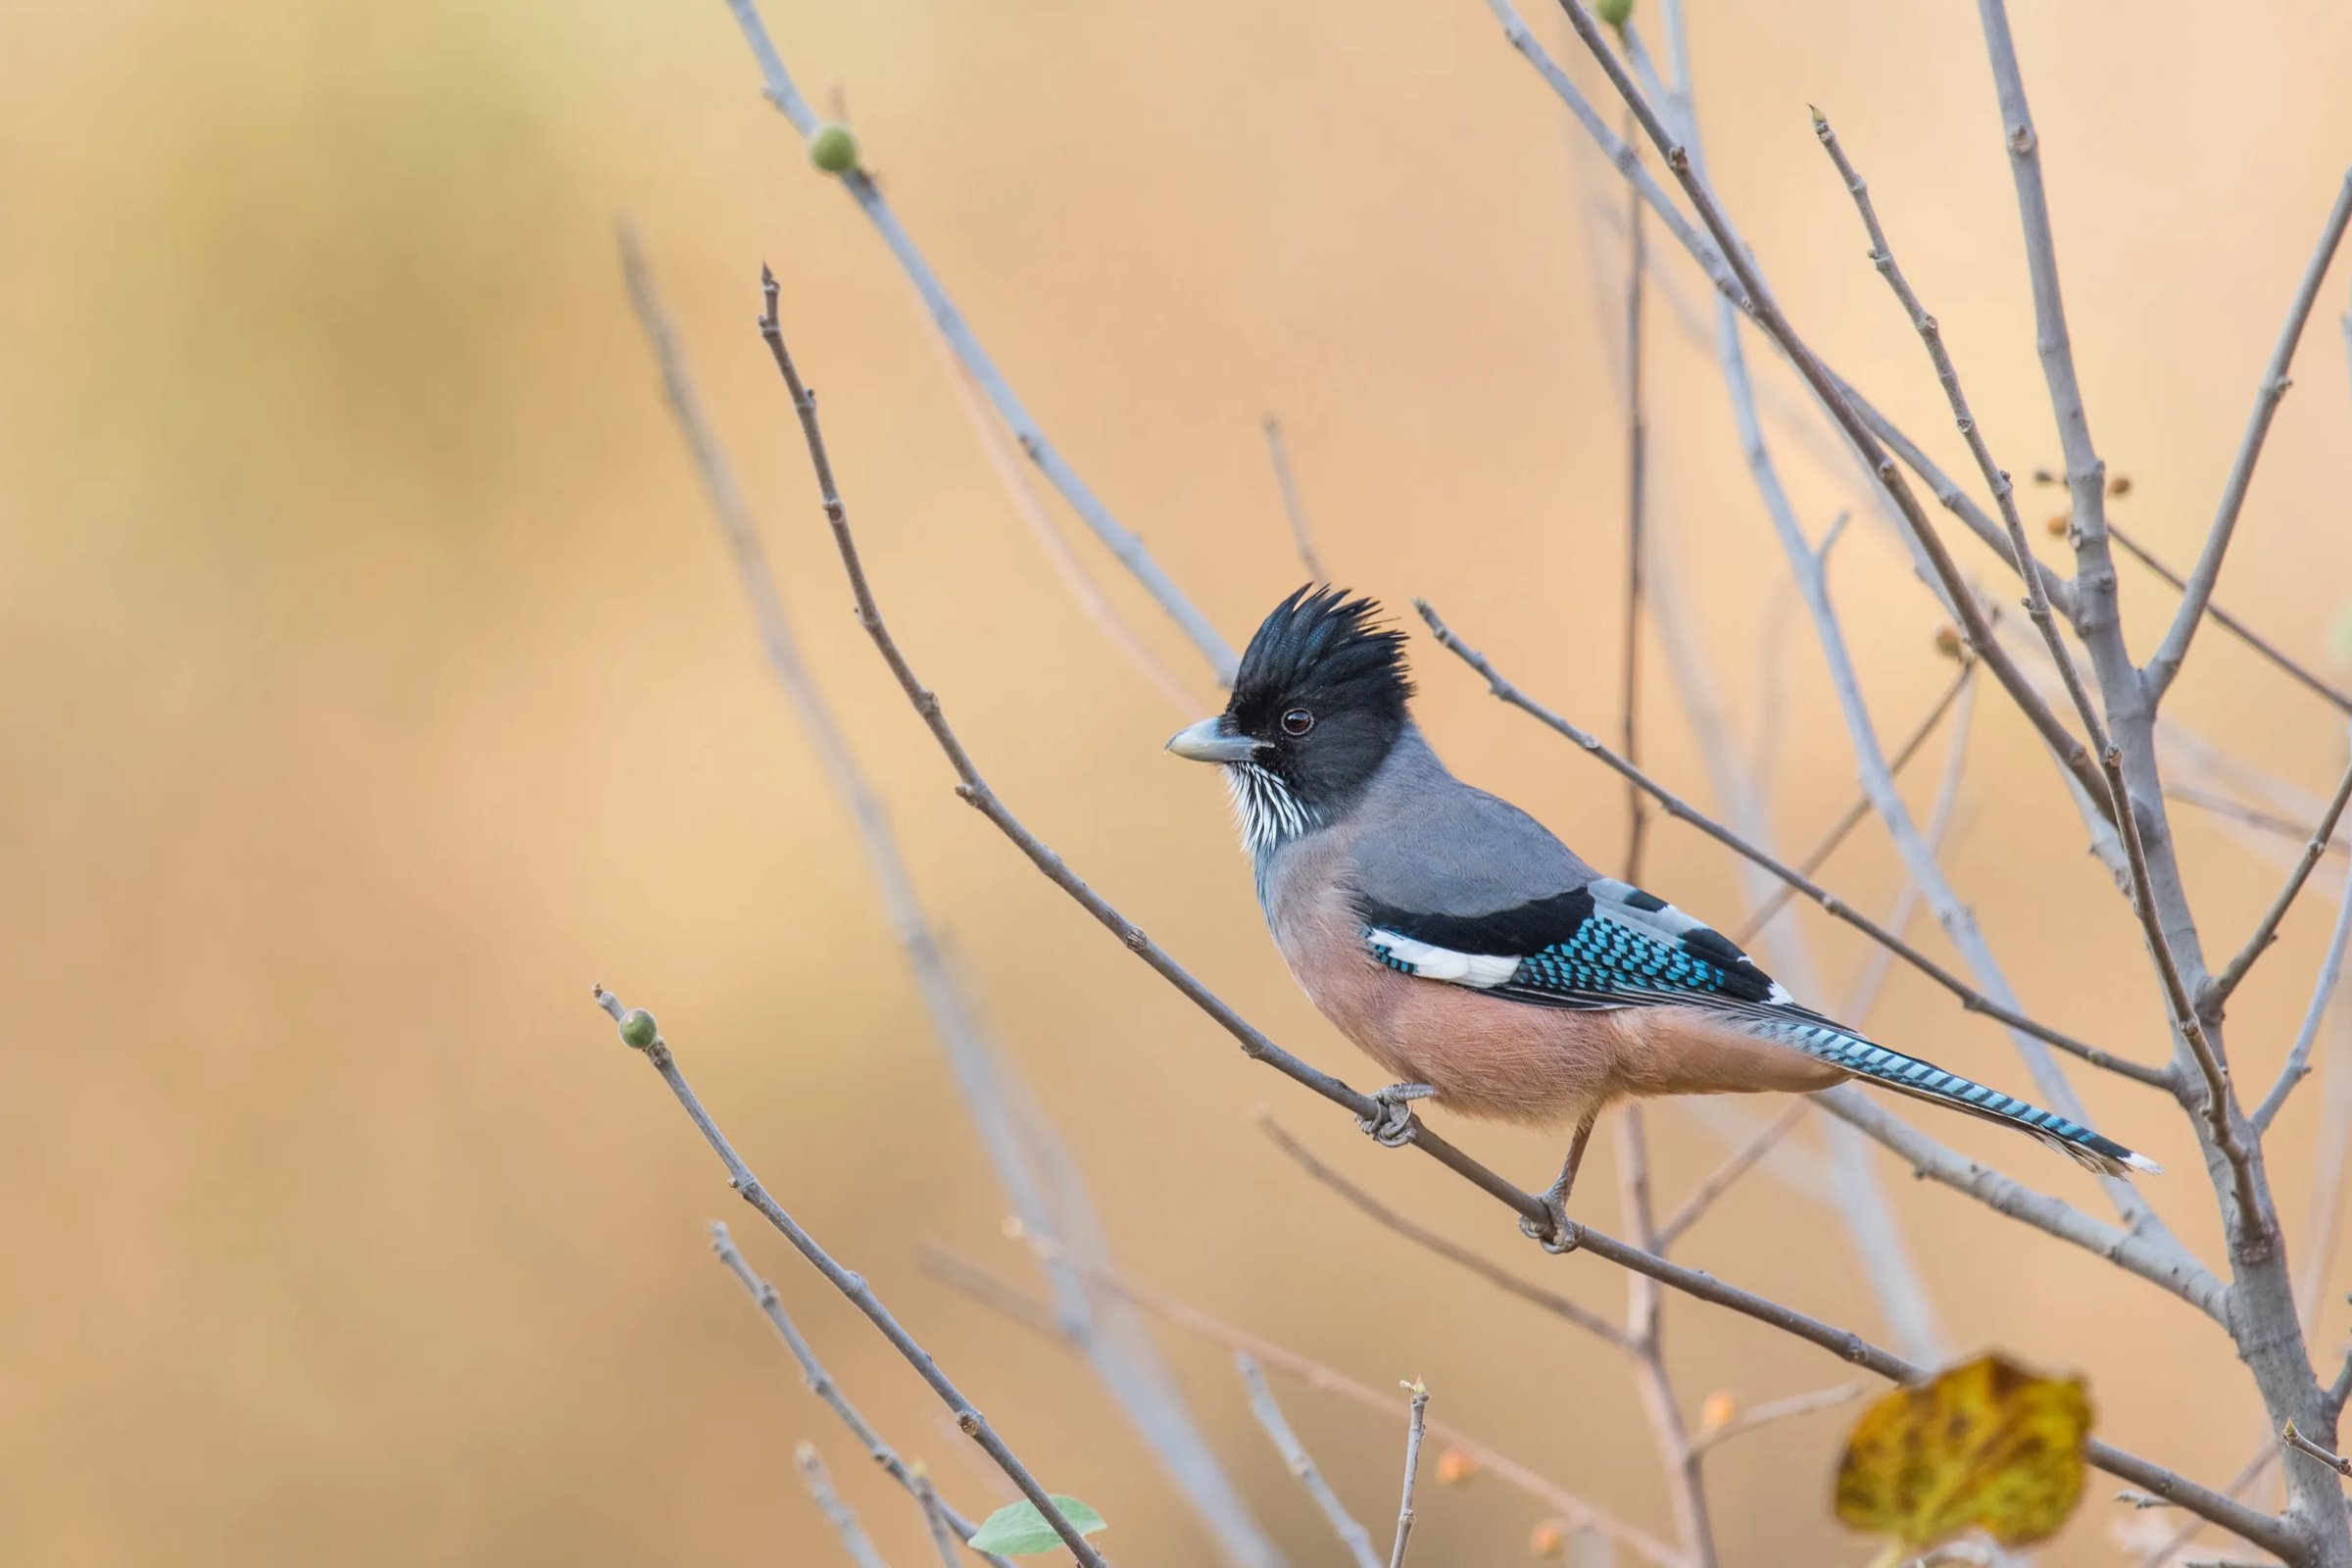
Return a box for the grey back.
[1342,724,1596,915]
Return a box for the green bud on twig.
[1594,0,1634,30]
[618,1008,660,1051]
[808,122,858,174]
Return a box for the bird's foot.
[1519,1189,1582,1254]
[1355,1083,1436,1148]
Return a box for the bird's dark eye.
[1281,708,1314,737]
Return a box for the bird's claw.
[1520,1191,1581,1254]
[1354,1083,1434,1149]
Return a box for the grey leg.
[1355,1083,1437,1148]
[1521,1105,1599,1253]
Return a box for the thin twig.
[590,990,1107,1568]
[924,312,1197,712]
[927,1244,1683,1568]
[1388,1381,1430,1568]
[1686,1383,1866,1457]
[2108,523,2352,716]
[1514,0,2119,821]
[1812,110,2113,818]
[2210,757,2352,1007]
[1237,1354,1383,1568]
[1257,1117,1632,1349]
[910,1471,966,1568]
[709,1223,1006,1560]
[2254,852,2352,1132]
[1834,663,1980,1031]
[1811,1088,2226,1320]
[623,236,1263,1561]
[719,0,1240,682]
[1730,660,1974,945]
[1615,1103,1715,1568]
[1650,1100,1812,1250]
[1619,105,1651,887]
[1262,416,1327,582]
[2171,785,2352,850]
[2100,740,2268,1246]
[2144,170,2352,702]
[1642,478,1944,1361]
[760,294,2289,1560]
[1414,599,2168,1088]
[2135,1444,2279,1568]
[2279,1420,2352,1478]
[797,1443,895,1568]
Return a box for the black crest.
[1230,586,1412,731]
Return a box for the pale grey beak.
[1166,716,1259,764]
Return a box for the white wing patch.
[1365,928,1520,988]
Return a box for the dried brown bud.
[2045,513,2070,537]
[2108,473,2132,497]
[2031,467,2058,486]
[1436,1449,1480,1486]
[1933,626,1964,661]
[1698,1390,1740,1433]
[1530,1519,1568,1558]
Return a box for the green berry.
[618,1008,659,1051]
[808,122,858,174]
[1594,0,1634,28]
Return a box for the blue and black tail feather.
[1748,1015,2160,1177]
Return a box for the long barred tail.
[1755,1016,2161,1177]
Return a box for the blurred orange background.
[5,0,2351,1562]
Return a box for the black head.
[1167,587,1413,848]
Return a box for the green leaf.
[966,1495,1107,1555]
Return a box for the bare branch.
[2108,523,2352,716]
[1686,1383,1866,1458]
[910,1471,967,1568]
[1415,599,2170,1088]
[2099,742,2268,1245]
[1618,118,1652,887]
[2210,757,2352,1008]
[1811,111,2112,807]
[1258,1117,1631,1349]
[933,1244,1683,1567]
[2171,785,2352,852]
[1262,416,1328,583]
[589,990,1106,1568]
[924,316,1197,712]
[1517,0,2117,820]
[1388,1381,1431,1568]
[797,1443,895,1568]
[710,1223,1007,1561]
[1237,1355,1383,1568]
[1969,0,2123,646]
[2135,1445,2280,1568]
[1650,1100,1812,1251]
[760,295,2288,1560]
[2254,852,2352,1132]
[2144,170,2352,703]
[718,0,1240,681]
[621,235,1268,1562]
[1811,1088,2227,1319]
[1730,659,1974,946]
[1615,1105,1717,1568]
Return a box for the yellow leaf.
[1833,1353,2092,1550]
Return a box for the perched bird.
[1167,588,2155,1247]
